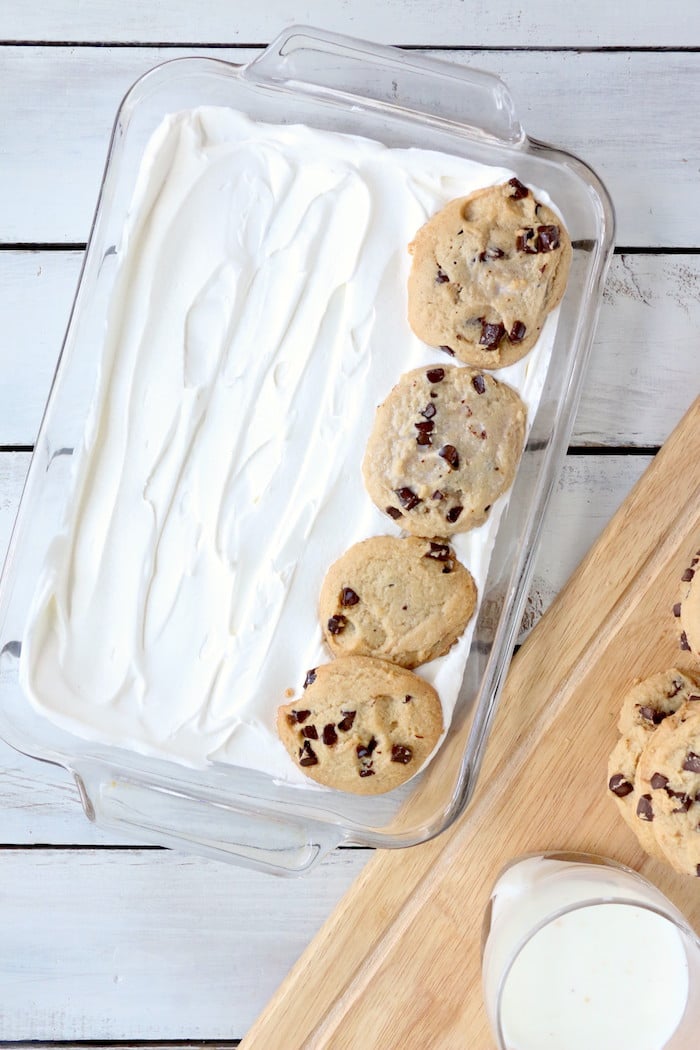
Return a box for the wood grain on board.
[1,48,698,246]
[243,397,700,1049]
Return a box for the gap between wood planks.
[0,843,372,851]
[1,41,700,52]
[0,1043,242,1049]
[2,244,699,254]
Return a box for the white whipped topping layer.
[21,107,557,783]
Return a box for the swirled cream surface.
[20,108,558,783]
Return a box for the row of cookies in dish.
[608,549,700,876]
[277,179,572,795]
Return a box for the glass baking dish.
[0,26,614,875]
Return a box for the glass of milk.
[481,852,700,1050]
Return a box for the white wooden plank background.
[0,848,364,1040]
[3,0,699,47]
[0,2,697,1043]
[2,48,699,247]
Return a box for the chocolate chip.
[478,246,505,262]
[516,228,537,253]
[337,710,356,732]
[394,487,422,510]
[672,794,693,814]
[696,864,700,877]
[509,320,527,343]
[667,678,685,698]
[424,541,452,563]
[426,367,445,383]
[683,752,700,773]
[609,774,634,798]
[508,177,529,199]
[327,614,347,635]
[288,709,310,724]
[421,403,437,420]
[637,794,654,821]
[673,602,682,617]
[391,744,413,764]
[323,724,338,747]
[472,374,486,394]
[682,567,695,582]
[435,268,449,284]
[303,669,316,689]
[650,772,669,790]
[689,694,700,703]
[438,444,459,469]
[301,724,318,740]
[415,420,434,447]
[386,506,403,520]
[357,737,378,759]
[536,225,560,252]
[681,631,691,651]
[439,344,455,356]
[446,506,463,523]
[432,489,445,501]
[359,768,375,778]
[404,695,412,703]
[299,740,318,767]
[479,321,506,349]
[639,705,667,726]
[340,587,360,607]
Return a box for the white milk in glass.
[482,855,693,1050]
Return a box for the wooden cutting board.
[242,397,700,1050]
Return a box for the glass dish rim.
[0,27,616,871]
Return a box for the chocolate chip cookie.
[362,364,526,536]
[607,670,699,863]
[407,179,572,367]
[319,536,477,668]
[636,699,700,876]
[277,656,443,795]
[677,547,700,660]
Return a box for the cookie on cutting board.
[607,669,700,871]
[635,700,700,877]
[677,547,700,659]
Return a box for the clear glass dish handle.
[72,761,343,876]
[243,25,524,146]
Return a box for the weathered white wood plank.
[579,253,700,447]
[1,251,697,448]
[0,452,649,843]
[0,48,698,246]
[3,0,699,47]
[0,847,365,1040]
[0,250,76,446]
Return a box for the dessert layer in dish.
[20,107,559,782]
